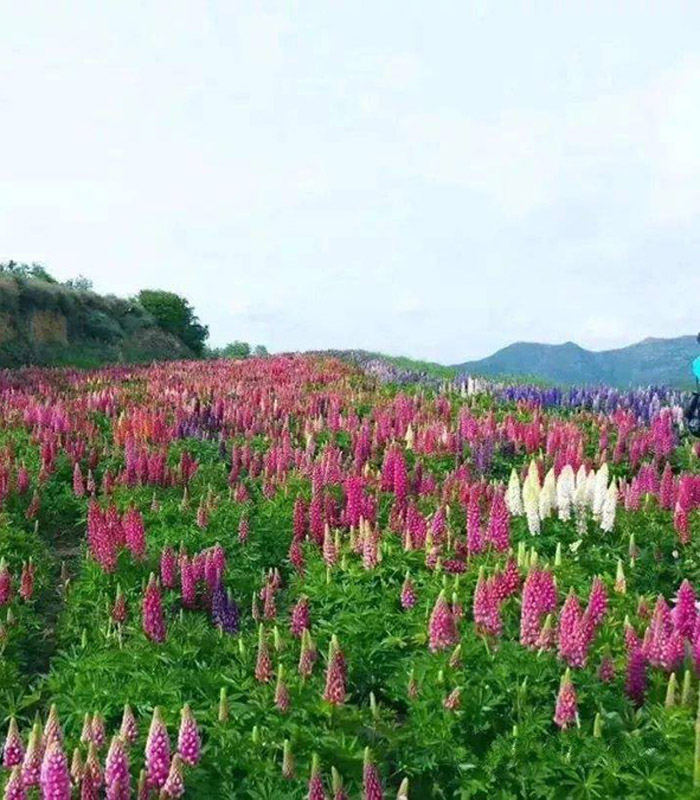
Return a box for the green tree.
[253,344,268,357]
[220,341,251,359]
[137,289,209,355]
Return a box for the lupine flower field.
[2,355,700,798]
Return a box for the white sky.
[1,1,699,362]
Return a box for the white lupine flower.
[527,459,541,491]
[538,468,556,519]
[585,471,597,509]
[575,464,588,493]
[592,463,609,517]
[523,480,541,535]
[600,480,617,532]
[506,468,523,515]
[556,464,575,521]
[574,480,589,535]
[404,424,414,450]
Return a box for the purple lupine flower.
[211,583,240,634]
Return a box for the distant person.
[684,332,700,437]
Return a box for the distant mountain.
[452,336,699,388]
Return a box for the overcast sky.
[1,2,699,362]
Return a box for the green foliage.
[137,289,209,355]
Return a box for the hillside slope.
[453,336,698,388]
[0,275,194,368]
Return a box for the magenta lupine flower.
[262,581,277,620]
[625,624,647,706]
[177,705,201,767]
[323,527,338,566]
[323,635,347,706]
[120,705,139,746]
[20,723,42,789]
[160,546,177,589]
[487,490,510,552]
[291,596,311,637]
[275,666,291,713]
[142,574,166,643]
[362,748,383,800]
[112,585,127,624]
[3,766,25,800]
[80,768,99,800]
[73,462,85,497]
[554,670,578,730]
[558,592,589,669]
[466,488,484,554]
[586,577,608,630]
[308,753,327,800]
[428,590,458,652]
[332,767,349,800]
[672,579,697,639]
[123,506,146,560]
[3,718,23,768]
[161,753,185,798]
[443,687,461,711]
[400,573,417,610]
[85,743,103,789]
[179,556,196,609]
[255,625,273,683]
[39,741,71,800]
[298,629,317,679]
[16,464,29,495]
[520,568,557,649]
[362,528,380,570]
[643,595,673,669]
[104,736,131,800]
[145,707,170,789]
[289,538,305,573]
[499,558,521,599]
[0,558,12,606]
[659,462,675,509]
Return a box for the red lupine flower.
[2,718,24,768]
[323,635,347,706]
[145,707,170,789]
[554,669,578,730]
[362,747,383,800]
[85,742,103,790]
[177,705,201,767]
[142,574,166,643]
[123,505,146,560]
[428,590,458,652]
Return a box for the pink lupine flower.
[20,723,42,789]
[672,579,697,639]
[161,753,185,798]
[3,718,23,768]
[91,713,106,750]
[177,705,200,766]
[520,567,558,648]
[179,556,196,609]
[16,464,30,495]
[80,713,93,745]
[275,665,291,713]
[238,516,249,544]
[145,707,170,789]
[19,560,35,602]
[400,573,417,610]
[407,668,418,699]
[160,546,177,589]
[85,742,103,790]
[73,462,85,497]
[282,740,295,780]
[255,625,273,683]
[289,538,305,574]
[0,558,12,606]
[39,741,71,800]
[428,590,458,652]
[112,585,127,624]
[554,669,578,730]
[598,654,615,682]
[487,490,510,551]
[586,577,608,630]
[466,488,484,554]
[558,592,589,668]
[299,629,317,679]
[104,736,130,800]
[3,767,25,800]
[308,753,327,800]
[323,635,347,706]
[362,747,383,800]
[443,687,461,711]
[625,623,647,706]
[332,767,349,800]
[120,705,139,746]
[473,570,502,637]
[362,528,380,570]
[70,747,84,785]
[142,574,166,643]
[323,527,337,566]
[43,704,63,747]
[290,596,310,637]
